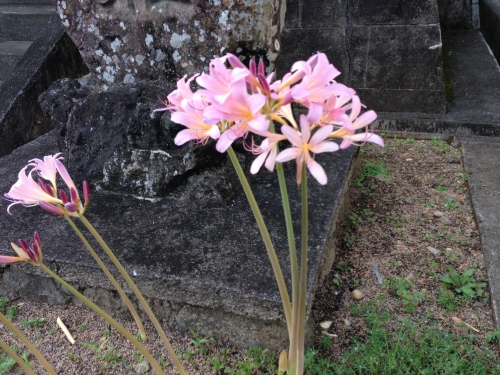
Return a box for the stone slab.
[438,0,473,29]
[461,136,500,333]
[0,4,55,41]
[0,13,87,156]
[376,30,500,136]
[278,0,446,114]
[0,130,355,349]
[481,0,500,63]
[0,41,32,80]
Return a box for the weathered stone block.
[0,128,354,349]
[56,0,286,86]
[276,27,349,82]
[348,0,439,24]
[438,0,473,29]
[279,0,446,113]
[480,0,500,63]
[348,25,444,91]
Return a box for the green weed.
[440,265,487,300]
[386,277,427,313]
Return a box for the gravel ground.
[0,136,497,374]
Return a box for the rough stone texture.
[461,136,500,334]
[56,0,286,87]
[276,0,446,114]
[480,0,500,63]
[0,129,354,349]
[0,14,88,157]
[438,0,473,29]
[39,78,231,198]
[376,30,500,136]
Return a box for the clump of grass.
[355,159,390,187]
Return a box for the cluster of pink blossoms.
[159,52,384,185]
[4,154,89,217]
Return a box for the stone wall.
[438,0,474,29]
[276,0,447,113]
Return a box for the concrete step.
[0,4,55,41]
[0,40,32,80]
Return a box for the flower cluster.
[0,232,42,265]
[159,52,383,185]
[4,154,89,217]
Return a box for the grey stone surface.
[0,129,354,349]
[438,0,473,29]
[0,13,87,156]
[56,0,285,86]
[461,136,500,333]
[376,30,500,136]
[276,0,446,113]
[480,0,500,63]
[349,0,439,24]
[0,41,31,80]
[38,78,231,198]
[0,4,55,41]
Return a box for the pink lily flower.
[329,96,384,149]
[5,155,89,217]
[0,232,43,265]
[196,58,250,105]
[276,115,339,185]
[172,98,220,145]
[249,131,287,174]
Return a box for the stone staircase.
[0,0,55,87]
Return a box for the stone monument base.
[0,130,354,349]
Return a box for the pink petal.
[307,103,323,123]
[216,131,236,153]
[0,255,24,264]
[311,141,339,154]
[280,125,302,148]
[348,133,385,147]
[309,125,334,146]
[55,160,77,191]
[353,110,377,129]
[250,152,268,174]
[174,129,196,145]
[307,159,328,185]
[276,148,300,163]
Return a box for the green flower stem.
[227,146,292,335]
[64,215,147,342]
[39,263,165,375]
[296,165,308,375]
[275,162,299,372]
[78,215,187,375]
[0,339,37,375]
[0,312,56,375]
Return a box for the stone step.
[0,40,32,80]
[0,4,55,41]
[0,0,53,4]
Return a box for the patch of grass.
[21,317,46,328]
[355,159,390,187]
[0,298,19,321]
[437,288,461,311]
[436,186,448,192]
[343,232,356,248]
[485,329,500,344]
[0,351,16,375]
[189,329,215,356]
[0,346,31,375]
[442,198,459,210]
[431,137,450,153]
[386,277,427,313]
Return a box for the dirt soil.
[0,136,497,374]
